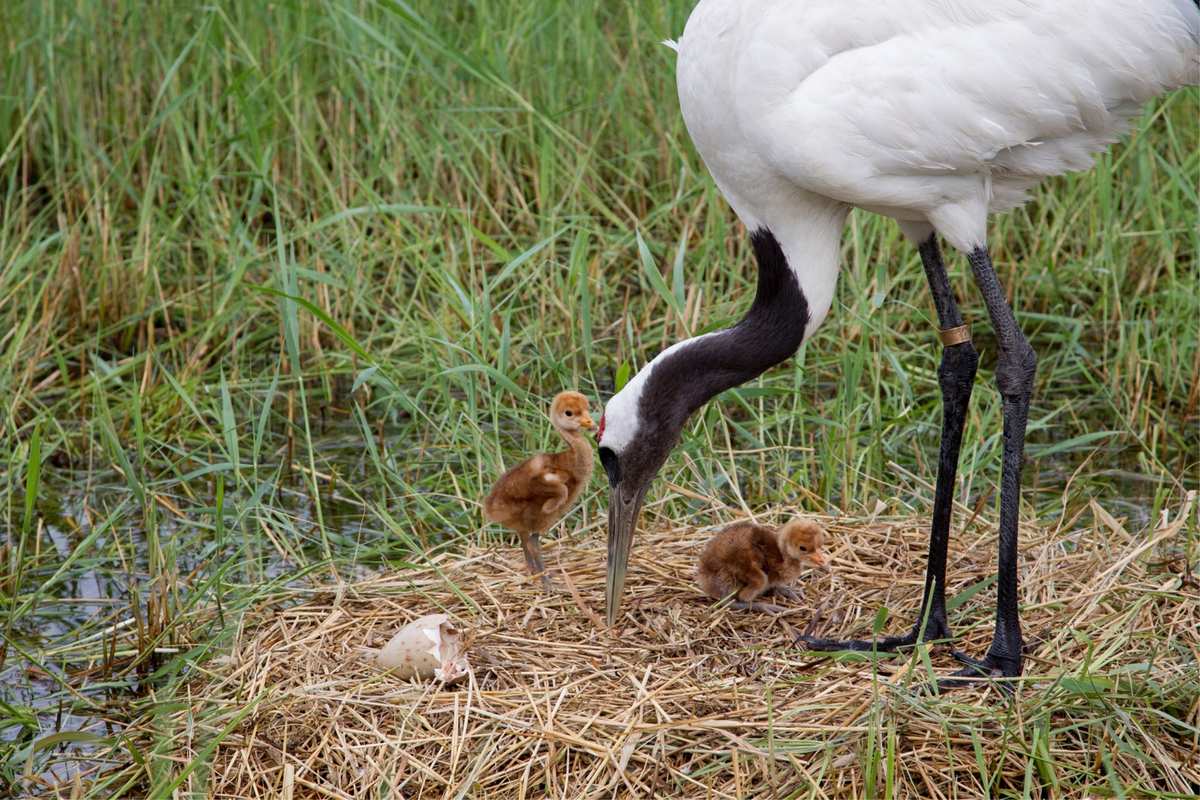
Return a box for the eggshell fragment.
[374,614,469,684]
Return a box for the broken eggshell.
[373,613,469,684]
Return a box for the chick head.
[550,391,594,433]
[778,520,828,569]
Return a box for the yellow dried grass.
[185,496,1199,799]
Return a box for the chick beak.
[580,415,595,430]
[605,481,646,626]
[809,551,830,571]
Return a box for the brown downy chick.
[483,392,595,587]
[697,520,828,612]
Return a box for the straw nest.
[188,497,1198,799]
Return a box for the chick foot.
[519,535,562,592]
[765,586,801,601]
[728,599,788,614]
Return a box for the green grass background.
[0,0,1196,793]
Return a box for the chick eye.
[565,410,573,416]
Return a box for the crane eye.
[565,410,574,416]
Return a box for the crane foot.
[929,650,1021,693]
[798,614,953,653]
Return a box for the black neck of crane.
[637,228,810,431]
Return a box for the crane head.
[596,359,694,626]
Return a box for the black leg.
[936,246,1032,686]
[802,236,978,653]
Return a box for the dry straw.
[185,496,1198,798]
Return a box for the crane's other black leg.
[801,235,978,653]
[939,245,1033,688]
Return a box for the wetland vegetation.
[0,0,1196,795]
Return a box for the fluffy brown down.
[483,393,594,533]
[483,451,589,534]
[697,520,827,603]
[483,392,595,582]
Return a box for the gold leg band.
[939,324,971,347]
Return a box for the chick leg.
[519,531,545,577]
[802,235,975,653]
[519,478,569,590]
[764,585,801,601]
[518,531,557,590]
[725,572,785,613]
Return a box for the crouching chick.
[697,520,828,613]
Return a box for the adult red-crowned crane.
[596,0,1198,684]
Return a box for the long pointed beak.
[605,482,646,626]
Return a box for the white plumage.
[673,0,1197,329]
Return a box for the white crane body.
[598,0,1198,680]
[675,0,1197,328]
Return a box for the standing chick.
[697,520,828,613]
[483,391,595,587]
